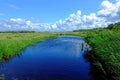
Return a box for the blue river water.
[0,36,92,80]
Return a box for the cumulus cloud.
[55,0,120,30]
[0,0,120,32]
[98,0,120,22]
[55,10,83,31]
[0,18,60,32]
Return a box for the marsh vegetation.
[74,22,120,80]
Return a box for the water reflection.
[0,36,92,80]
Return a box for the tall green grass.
[0,32,59,62]
[83,29,120,80]
[73,23,120,80]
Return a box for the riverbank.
[0,32,59,62]
[84,29,120,80]
[73,23,120,80]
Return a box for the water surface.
[0,36,91,80]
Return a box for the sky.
[0,0,120,31]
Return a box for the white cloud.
[97,0,120,22]
[55,0,120,30]
[0,0,120,32]
[10,18,23,22]
[0,18,59,32]
[26,21,31,26]
[77,10,82,15]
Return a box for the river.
[0,36,92,80]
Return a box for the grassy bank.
[84,29,120,80]
[0,32,59,62]
[73,23,120,80]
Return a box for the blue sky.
[0,0,105,22]
[0,0,120,31]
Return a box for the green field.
[0,22,120,80]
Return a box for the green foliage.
[107,22,120,30]
[84,24,120,80]
[107,24,114,30]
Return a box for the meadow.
[0,22,120,80]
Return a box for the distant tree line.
[107,22,120,30]
[73,22,120,32]
[0,31,35,33]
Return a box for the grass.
[72,23,120,80]
[0,32,59,62]
[83,29,120,80]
